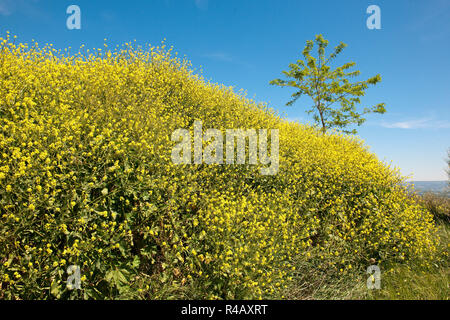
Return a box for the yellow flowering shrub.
[0,34,438,299]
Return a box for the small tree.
[270,34,386,134]
[447,149,450,185]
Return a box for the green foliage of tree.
[270,34,386,134]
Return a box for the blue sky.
[1,0,449,180]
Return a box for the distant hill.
[406,181,450,197]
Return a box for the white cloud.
[195,0,208,10]
[381,118,450,129]
[201,52,233,62]
[0,0,42,17]
[0,0,13,15]
[200,51,253,69]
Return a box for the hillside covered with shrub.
[0,35,438,299]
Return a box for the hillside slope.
[0,36,438,299]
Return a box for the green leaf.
[50,280,61,298]
[132,255,140,269]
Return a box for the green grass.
[366,223,449,300]
[285,193,450,300]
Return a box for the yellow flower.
[0,34,438,300]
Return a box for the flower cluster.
[0,33,437,299]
